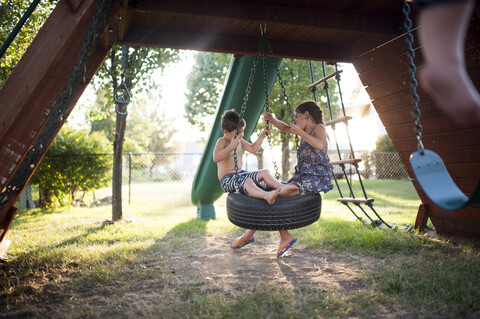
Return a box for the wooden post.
[0,206,18,242]
[414,203,429,231]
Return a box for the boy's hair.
[221,109,246,132]
[296,100,325,124]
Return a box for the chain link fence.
[27,151,415,205]
[122,151,410,183]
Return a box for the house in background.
[330,64,387,152]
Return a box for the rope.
[308,60,391,228]
[0,0,113,209]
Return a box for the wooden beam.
[119,27,350,62]
[0,205,17,242]
[130,0,397,35]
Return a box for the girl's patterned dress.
[288,132,334,194]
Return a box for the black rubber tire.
[226,193,321,230]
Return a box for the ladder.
[308,61,391,228]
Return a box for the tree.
[0,0,57,85]
[89,45,179,221]
[184,53,340,180]
[184,52,231,132]
[374,134,396,153]
[30,127,112,207]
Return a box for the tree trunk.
[256,148,264,170]
[112,113,127,221]
[281,132,291,181]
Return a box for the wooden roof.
[114,0,405,62]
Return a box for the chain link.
[114,45,130,116]
[0,0,113,208]
[402,0,424,154]
[263,33,303,191]
[233,31,264,192]
[261,35,280,179]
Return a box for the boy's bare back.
[213,136,244,180]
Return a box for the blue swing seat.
[411,150,480,210]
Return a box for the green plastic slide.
[191,55,283,220]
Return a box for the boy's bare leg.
[231,229,256,248]
[418,0,480,124]
[257,169,300,197]
[245,179,281,205]
[278,230,295,249]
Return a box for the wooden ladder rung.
[325,116,352,127]
[308,70,343,90]
[329,158,362,166]
[337,197,375,204]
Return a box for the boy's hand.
[261,127,271,137]
[230,134,242,149]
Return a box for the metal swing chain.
[0,0,112,208]
[114,45,131,116]
[402,0,425,154]
[233,28,265,192]
[263,31,304,192]
[260,27,281,180]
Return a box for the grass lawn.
[1,180,479,318]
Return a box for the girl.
[265,100,333,195]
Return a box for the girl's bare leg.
[418,0,480,124]
[278,230,295,249]
[257,169,300,197]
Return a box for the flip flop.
[230,237,255,249]
[276,238,297,258]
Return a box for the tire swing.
[226,26,322,231]
[403,1,480,210]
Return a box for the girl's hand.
[289,122,303,135]
[264,112,274,122]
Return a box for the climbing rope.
[0,0,113,209]
[308,61,391,228]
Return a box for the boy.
[213,110,297,205]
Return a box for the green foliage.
[374,134,396,153]
[85,47,180,151]
[184,52,231,132]
[0,0,57,85]
[372,135,407,179]
[30,127,112,206]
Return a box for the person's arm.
[264,112,292,133]
[241,127,270,153]
[213,136,240,163]
[290,123,328,150]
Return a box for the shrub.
[30,128,112,206]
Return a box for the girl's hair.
[221,109,246,132]
[296,100,324,124]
